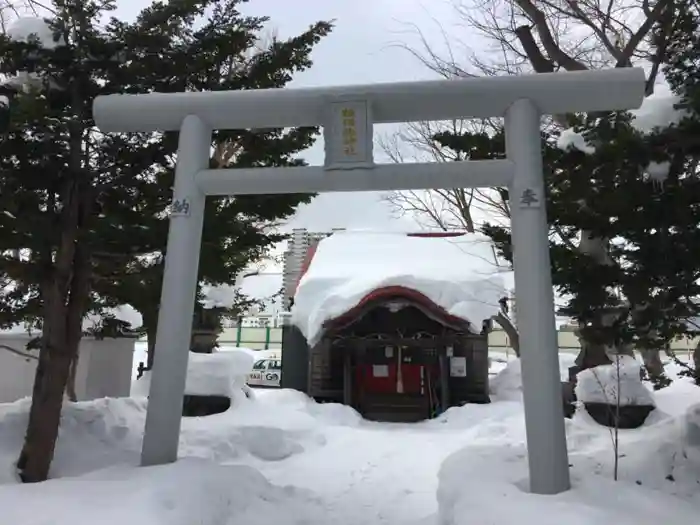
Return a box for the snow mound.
[576,356,655,406]
[686,403,700,445]
[0,397,147,483]
[248,388,362,428]
[437,444,697,525]
[0,390,355,483]
[429,401,525,439]
[133,350,256,401]
[685,403,700,466]
[0,364,698,524]
[489,359,523,400]
[292,231,507,345]
[303,399,363,427]
[0,458,322,525]
[186,350,254,398]
[487,353,577,400]
[564,380,700,501]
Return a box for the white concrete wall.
[0,334,135,404]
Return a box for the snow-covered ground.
[0,355,698,525]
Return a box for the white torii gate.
[93,67,644,495]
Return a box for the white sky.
[114,0,473,232]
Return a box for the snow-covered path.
[244,393,526,525]
[258,426,460,525]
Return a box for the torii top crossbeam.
[93,68,644,132]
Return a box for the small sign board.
[518,187,541,209]
[170,198,191,217]
[324,98,374,170]
[373,364,389,378]
[449,356,467,377]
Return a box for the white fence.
[0,334,135,404]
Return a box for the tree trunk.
[65,353,79,402]
[16,65,96,482]
[693,340,700,385]
[494,312,520,357]
[16,338,51,478]
[575,340,611,369]
[17,272,76,482]
[639,348,665,382]
[16,350,75,482]
[17,180,93,483]
[18,246,91,482]
[574,337,636,370]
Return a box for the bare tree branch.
[1,343,38,360]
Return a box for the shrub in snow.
[575,356,655,407]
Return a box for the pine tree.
[0,0,331,482]
[650,0,700,382]
[88,0,331,368]
[432,1,700,383]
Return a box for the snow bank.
[489,353,577,400]
[0,350,696,525]
[576,356,655,406]
[0,387,363,484]
[217,345,280,360]
[685,403,700,466]
[565,380,700,503]
[185,350,254,398]
[489,359,523,400]
[0,397,147,483]
[292,231,507,345]
[437,444,697,525]
[0,458,323,525]
[133,350,256,400]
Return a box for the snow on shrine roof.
[291,230,509,345]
